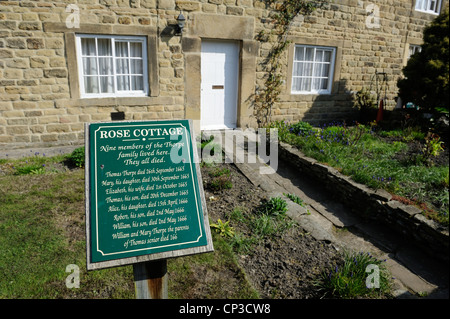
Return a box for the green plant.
[199,135,222,165]
[354,87,377,110]
[230,233,256,254]
[253,0,328,126]
[259,197,288,216]
[14,164,46,175]
[283,192,305,206]
[210,219,235,238]
[270,120,449,225]
[315,251,392,299]
[422,132,444,166]
[289,121,314,136]
[66,147,85,168]
[210,174,233,191]
[209,167,231,177]
[398,10,449,114]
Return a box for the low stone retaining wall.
[279,142,449,264]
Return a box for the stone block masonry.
[0,0,448,150]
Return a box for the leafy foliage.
[259,196,288,216]
[210,219,235,238]
[269,120,449,225]
[66,147,85,168]
[398,10,449,114]
[253,0,328,126]
[315,251,392,298]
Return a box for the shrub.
[66,147,85,168]
[289,121,314,136]
[422,132,444,166]
[397,10,449,114]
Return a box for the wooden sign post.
[85,120,214,298]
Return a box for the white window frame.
[415,0,442,15]
[291,45,336,95]
[75,34,149,99]
[408,44,422,59]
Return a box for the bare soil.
[201,162,342,299]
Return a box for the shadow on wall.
[299,78,357,126]
[247,78,361,127]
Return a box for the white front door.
[201,40,239,130]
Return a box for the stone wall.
[1,0,448,151]
[279,141,449,263]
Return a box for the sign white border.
[85,119,214,270]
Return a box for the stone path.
[217,129,449,299]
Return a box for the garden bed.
[270,120,449,263]
[1,150,394,299]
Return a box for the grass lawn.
[269,120,449,225]
[0,154,257,299]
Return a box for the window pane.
[313,63,322,77]
[82,57,98,76]
[293,62,303,76]
[117,76,130,91]
[84,76,99,93]
[294,46,304,61]
[292,78,302,91]
[97,38,112,56]
[100,76,114,93]
[323,50,332,62]
[321,78,328,90]
[315,50,323,62]
[303,62,313,77]
[81,38,96,56]
[130,42,143,57]
[78,35,147,96]
[322,64,330,77]
[305,48,314,61]
[302,77,311,91]
[312,78,321,91]
[99,58,113,75]
[131,76,143,90]
[130,59,143,74]
[116,59,129,74]
[115,42,129,57]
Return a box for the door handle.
[212,85,224,90]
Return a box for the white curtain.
[292,46,333,92]
[81,37,144,94]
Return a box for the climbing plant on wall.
[254,0,328,127]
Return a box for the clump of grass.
[210,174,233,191]
[315,251,393,299]
[251,197,293,237]
[284,192,305,206]
[9,152,66,175]
[209,167,231,177]
[198,135,222,165]
[14,163,46,175]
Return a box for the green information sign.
[85,120,213,270]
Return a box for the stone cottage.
[0,0,448,150]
